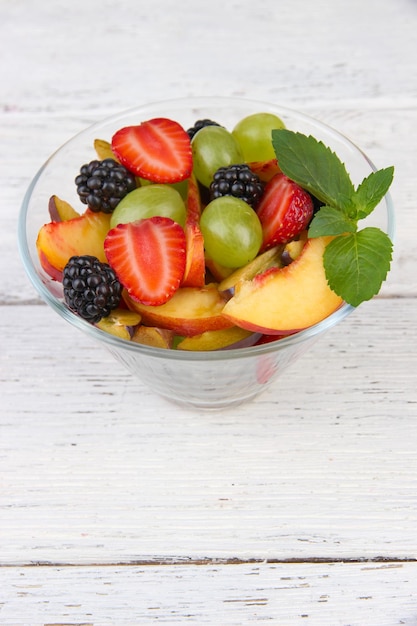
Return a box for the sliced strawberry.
[104,217,186,306]
[256,173,314,250]
[111,118,192,183]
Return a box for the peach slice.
[95,308,141,340]
[37,209,111,278]
[181,175,206,288]
[176,326,255,351]
[248,158,281,182]
[222,236,344,334]
[131,325,175,349]
[280,231,308,265]
[37,250,64,282]
[218,245,284,292]
[124,283,233,337]
[182,221,206,287]
[48,195,80,222]
[94,138,118,161]
[204,255,235,283]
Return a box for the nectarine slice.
[94,138,118,161]
[131,325,175,348]
[96,308,141,340]
[176,326,254,351]
[222,236,343,334]
[182,175,205,288]
[36,209,111,276]
[48,195,80,222]
[124,283,233,337]
[218,245,284,293]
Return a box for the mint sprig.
[272,129,394,307]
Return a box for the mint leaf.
[352,166,395,219]
[271,128,395,306]
[272,128,394,306]
[323,228,393,306]
[309,206,357,238]
[271,129,355,211]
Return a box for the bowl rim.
[18,95,395,362]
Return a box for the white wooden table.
[1,0,417,623]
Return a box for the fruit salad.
[36,111,394,351]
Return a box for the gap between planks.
[1,556,416,568]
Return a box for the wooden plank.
[1,0,416,113]
[0,561,416,625]
[1,300,416,565]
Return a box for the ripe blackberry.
[187,119,221,140]
[210,164,264,209]
[75,158,136,213]
[63,255,122,323]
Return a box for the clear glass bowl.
[18,97,395,410]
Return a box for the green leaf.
[353,166,394,219]
[271,128,394,304]
[272,129,355,211]
[323,228,393,307]
[308,206,357,238]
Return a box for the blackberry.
[75,158,136,213]
[63,255,122,323]
[210,164,264,209]
[187,118,221,140]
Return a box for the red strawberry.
[256,173,314,250]
[111,118,192,183]
[104,217,186,306]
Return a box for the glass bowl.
[18,97,395,410]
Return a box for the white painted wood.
[1,300,417,566]
[1,0,417,620]
[1,0,416,112]
[1,561,417,625]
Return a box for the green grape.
[200,196,263,268]
[138,177,188,200]
[232,112,285,162]
[170,178,189,200]
[191,126,244,188]
[110,184,187,229]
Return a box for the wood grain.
[1,561,416,625]
[1,301,416,567]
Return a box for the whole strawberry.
[256,173,313,249]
